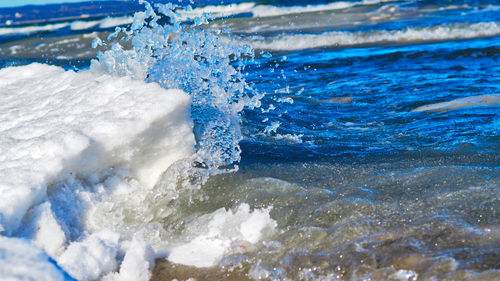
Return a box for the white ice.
[0,63,193,280]
[0,63,276,280]
[0,63,193,235]
[167,203,276,267]
[0,236,73,281]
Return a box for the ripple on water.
[152,153,500,280]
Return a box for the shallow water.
[0,0,499,280]
[149,151,500,280]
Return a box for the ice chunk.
[0,63,194,235]
[58,230,120,281]
[167,203,276,267]
[22,202,67,257]
[103,237,155,281]
[0,236,75,281]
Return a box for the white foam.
[70,20,100,30]
[8,45,22,54]
[99,16,134,29]
[23,202,67,257]
[249,0,396,18]
[0,236,72,281]
[167,203,276,267]
[178,0,396,20]
[275,133,304,144]
[0,23,69,36]
[0,62,194,280]
[247,21,500,50]
[179,2,257,20]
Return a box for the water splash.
[91,1,262,174]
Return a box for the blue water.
[243,36,500,159]
[1,0,499,280]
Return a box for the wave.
[97,16,134,29]
[0,22,69,36]
[70,20,101,30]
[0,15,135,37]
[68,16,135,31]
[0,0,405,37]
[249,0,398,18]
[178,2,257,20]
[246,21,500,50]
[178,0,399,19]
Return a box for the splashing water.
[91,1,262,173]
[0,2,275,280]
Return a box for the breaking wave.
[247,21,500,50]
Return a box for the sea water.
[0,1,499,280]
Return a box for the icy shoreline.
[0,63,276,280]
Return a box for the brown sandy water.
[151,152,500,280]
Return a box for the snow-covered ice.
[0,63,276,280]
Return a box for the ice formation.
[0,63,194,236]
[168,204,276,267]
[0,236,75,281]
[0,2,274,280]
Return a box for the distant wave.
[0,0,402,37]
[70,16,134,31]
[70,20,101,30]
[246,21,500,50]
[178,2,257,20]
[0,16,135,37]
[249,0,398,18]
[97,16,134,29]
[180,0,399,19]
[0,22,69,36]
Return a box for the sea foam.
[0,22,69,36]
[179,0,397,20]
[247,21,500,50]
